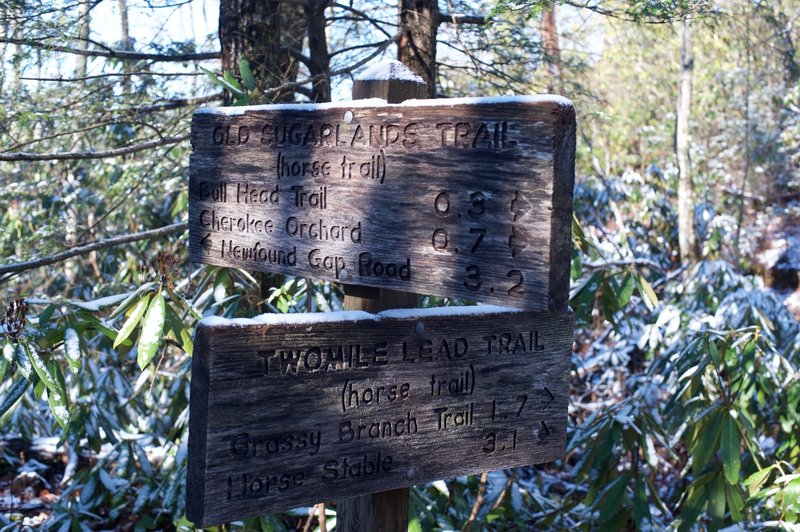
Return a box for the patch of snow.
[23,298,52,305]
[199,305,521,329]
[356,60,424,83]
[399,94,574,109]
[379,305,520,320]
[64,328,80,361]
[195,98,387,116]
[70,293,130,312]
[199,311,376,328]
[51,405,70,421]
[194,94,573,117]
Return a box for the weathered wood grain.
[186,307,573,527]
[188,97,576,311]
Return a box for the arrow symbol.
[536,421,551,445]
[540,387,555,410]
[200,232,212,252]
[510,190,532,222]
[508,226,530,258]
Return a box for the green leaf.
[166,286,201,320]
[572,214,590,253]
[782,478,800,516]
[109,283,156,319]
[2,342,12,363]
[180,329,194,357]
[26,345,59,393]
[571,271,603,323]
[598,472,630,523]
[239,58,256,91]
[678,472,714,532]
[721,413,741,484]
[632,473,651,528]
[636,273,658,310]
[199,66,245,98]
[63,328,83,374]
[137,294,165,370]
[708,473,726,531]
[618,272,635,307]
[600,280,619,325]
[726,483,745,522]
[691,408,724,473]
[0,378,29,425]
[79,314,125,344]
[570,248,582,280]
[744,465,775,497]
[38,304,56,328]
[114,294,151,349]
[708,339,720,366]
[0,355,6,382]
[223,71,243,92]
[46,362,70,428]
[15,342,33,381]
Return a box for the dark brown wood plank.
[187,96,576,311]
[186,307,573,527]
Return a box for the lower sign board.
[188,96,576,311]
[186,306,573,526]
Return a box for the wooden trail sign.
[186,307,573,527]
[188,96,576,311]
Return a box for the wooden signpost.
[186,60,576,529]
[186,307,573,527]
[188,93,576,311]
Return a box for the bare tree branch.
[107,93,224,115]
[0,222,187,277]
[1,37,221,61]
[0,133,189,161]
[438,13,491,25]
[20,71,204,82]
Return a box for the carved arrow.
[200,233,212,252]
[510,190,532,221]
[508,226,530,258]
[536,421,552,445]
[540,386,555,410]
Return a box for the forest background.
[1,0,800,530]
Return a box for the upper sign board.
[188,96,576,311]
[186,306,573,526]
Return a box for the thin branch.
[0,222,187,277]
[330,38,394,58]
[438,13,491,25]
[1,37,221,61]
[0,133,189,161]
[107,93,224,115]
[2,119,164,153]
[331,3,397,38]
[463,472,488,532]
[20,71,204,82]
[583,257,665,272]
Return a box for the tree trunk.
[76,0,90,77]
[219,0,282,104]
[398,0,439,98]
[304,0,331,102]
[0,16,8,94]
[118,0,132,91]
[540,5,562,92]
[676,18,697,263]
[277,1,305,102]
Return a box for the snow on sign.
[186,307,573,527]
[188,96,576,311]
